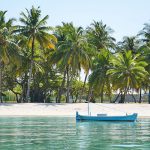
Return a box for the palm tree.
[0,11,15,30]
[86,20,116,51]
[107,51,148,103]
[0,11,19,103]
[89,49,112,102]
[52,22,91,102]
[140,23,150,43]
[144,51,150,103]
[117,36,140,54]
[13,6,57,102]
[117,36,143,102]
[139,22,150,103]
[86,21,115,102]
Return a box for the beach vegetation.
[0,7,150,103]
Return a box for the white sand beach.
[0,103,150,118]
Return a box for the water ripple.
[0,117,150,150]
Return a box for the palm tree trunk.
[100,91,104,103]
[113,93,120,103]
[79,73,88,103]
[26,59,33,102]
[131,94,137,103]
[66,66,70,103]
[148,87,150,104]
[100,84,104,103]
[26,35,35,102]
[120,91,125,103]
[109,94,112,103]
[107,80,112,103]
[0,60,2,103]
[57,69,66,103]
[87,86,92,102]
[75,93,78,103]
[22,73,27,103]
[120,94,125,103]
[139,88,142,103]
[32,72,36,102]
[120,88,128,103]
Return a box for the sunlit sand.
[0,103,149,118]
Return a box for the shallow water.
[0,117,150,150]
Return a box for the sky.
[0,0,150,41]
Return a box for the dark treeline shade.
[0,7,150,103]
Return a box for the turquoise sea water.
[0,117,150,150]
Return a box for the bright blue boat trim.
[76,111,137,122]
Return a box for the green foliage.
[107,51,148,90]
[117,36,140,54]
[86,20,116,50]
[0,7,150,103]
[52,22,91,74]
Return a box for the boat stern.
[133,113,138,121]
[76,111,81,121]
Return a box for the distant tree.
[117,36,140,54]
[86,20,116,51]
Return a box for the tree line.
[0,6,150,103]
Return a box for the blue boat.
[76,111,138,122]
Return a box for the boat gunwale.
[76,112,138,122]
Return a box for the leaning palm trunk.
[66,66,70,103]
[87,86,92,102]
[0,60,2,103]
[113,93,120,103]
[79,73,88,103]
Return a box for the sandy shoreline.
[0,103,150,118]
